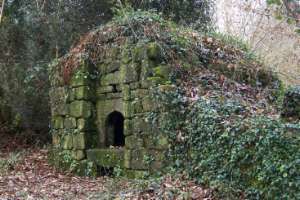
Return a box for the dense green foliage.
[150,88,300,199]
[282,86,300,119]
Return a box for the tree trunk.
[0,0,5,24]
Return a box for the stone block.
[125,135,143,149]
[153,65,171,80]
[142,96,156,112]
[132,89,149,99]
[133,117,149,133]
[121,64,139,84]
[121,49,132,64]
[62,134,73,150]
[122,85,131,101]
[97,86,114,94]
[73,133,86,150]
[77,118,94,131]
[86,149,124,168]
[156,135,169,150]
[64,117,77,129]
[133,100,143,114]
[124,149,147,170]
[50,87,69,116]
[75,86,92,100]
[106,93,123,99]
[143,134,167,150]
[52,116,64,129]
[72,150,85,160]
[70,101,92,118]
[67,89,75,102]
[105,61,121,74]
[123,101,134,119]
[129,82,140,90]
[100,71,121,86]
[124,119,133,136]
[147,42,162,61]
[133,45,145,62]
[124,169,146,179]
[70,72,90,87]
[52,132,61,148]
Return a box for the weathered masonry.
[49,42,170,177]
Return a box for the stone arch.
[105,111,125,147]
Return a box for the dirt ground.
[0,134,213,200]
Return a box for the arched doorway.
[105,111,125,147]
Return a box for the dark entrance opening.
[105,111,125,147]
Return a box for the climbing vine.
[149,87,300,199]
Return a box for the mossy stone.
[123,101,134,119]
[133,45,145,62]
[121,49,132,64]
[70,72,90,87]
[125,135,143,149]
[62,134,73,150]
[158,84,176,92]
[124,119,133,136]
[132,89,149,99]
[124,149,147,170]
[50,88,69,116]
[121,64,139,84]
[86,149,124,168]
[100,71,121,86]
[73,133,86,150]
[133,117,149,133]
[75,86,91,100]
[153,65,171,80]
[52,116,64,129]
[97,86,114,94]
[122,85,131,101]
[133,100,143,114]
[70,101,92,118]
[124,169,146,179]
[52,132,61,148]
[147,42,162,61]
[156,135,169,150]
[72,150,85,160]
[142,96,154,112]
[77,118,94,131]
[64,117,77,129]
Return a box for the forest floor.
[0,133,213,200]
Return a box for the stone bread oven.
[49,41,170,177]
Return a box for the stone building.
[49,11,283,176]
[49,39,170,177]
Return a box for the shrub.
[150,88,300,199]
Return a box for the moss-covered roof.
[51,10,283,116]
[56,10,278,86]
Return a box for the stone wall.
[49,42,169,176]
